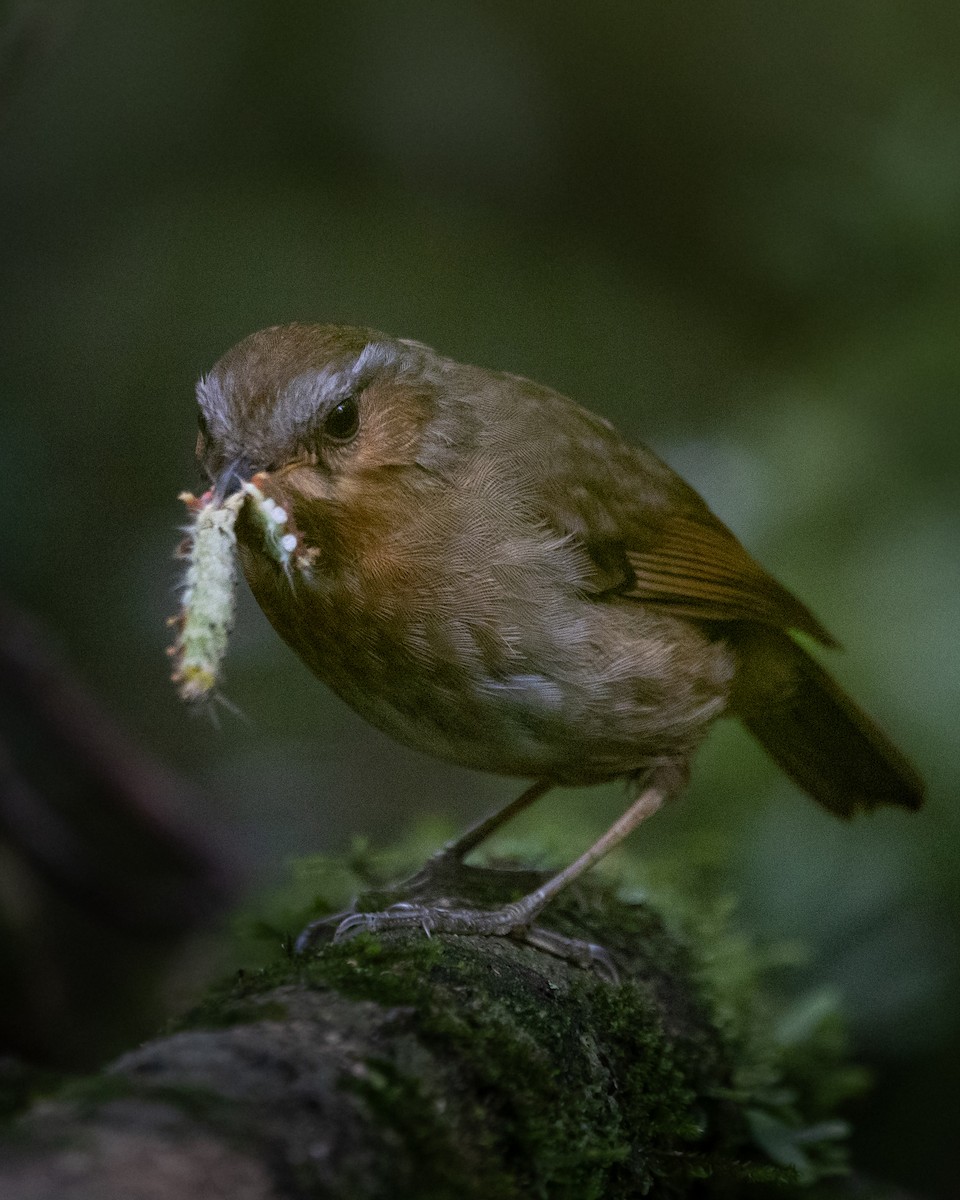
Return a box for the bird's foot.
[391,847,552,901]
[293,848,552,947]
[324,900,618,984]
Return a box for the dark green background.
[1,3,956,1194]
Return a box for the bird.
[194,322,924,971]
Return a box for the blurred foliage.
[0,1,956,1194]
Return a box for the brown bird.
[195,323,923,970]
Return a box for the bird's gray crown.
[195,336,410,463]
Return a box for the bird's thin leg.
[379,779,553,902]
[490,778,665,927]
[434,779,553,862]
[294,781,552,953]
[330,765,681,980]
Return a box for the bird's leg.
[374,780,556,909]
[484,779,666,927]
[327,766,681,981]
[434,779,553,862]
[396,778,554,897]
[294,780,552,952]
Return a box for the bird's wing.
[509,391,836,646]
[618,508,836,646]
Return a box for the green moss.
[339,1053,509,1200]
[169,961,295,1033]
[176,843,862,1194]
[610,858,868,1187]
[24,842,865,1198]
[0,1061,64,1123]
[274,915,791,1198]
[54,1072,138,1113]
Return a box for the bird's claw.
[518,926,619,984]
[325,902,618,983]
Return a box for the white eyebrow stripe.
[269,341,402,444]
[353,339,399,376]
[195,370,233,439]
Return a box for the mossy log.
[0,862,894,1199]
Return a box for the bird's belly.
[243,547,733,784]
[331,667,603,781]
[306,603,734,786]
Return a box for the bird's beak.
[212,458,253,503]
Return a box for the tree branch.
[0,860,897,1199]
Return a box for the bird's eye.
[324,396,360,443]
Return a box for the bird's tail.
[732,626,924,817]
